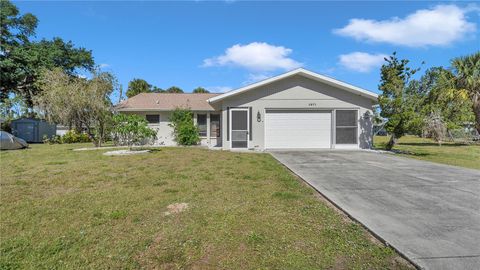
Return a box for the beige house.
[115,68,378,150]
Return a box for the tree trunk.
[386,134,397,151]
[473,94,480,135]
[96,120,104,148]
[84,124,97,147]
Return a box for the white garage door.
[265,110,331,149]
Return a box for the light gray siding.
[123,111,175,146]
[216,75,376,150]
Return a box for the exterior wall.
[38,121,57,141]
[121,111,222,147]
[123,111,176,146]
[216,75,376,150]
[56,126,69,136]
[11,118,56,143]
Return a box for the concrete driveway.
[270,150,480,270]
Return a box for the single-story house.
[115,68,378,150]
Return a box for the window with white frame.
[335,110,357,144]
[197,114,207,137]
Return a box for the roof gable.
[208,68,378,103]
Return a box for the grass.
[374,135,480,170]
[0,143,411,269]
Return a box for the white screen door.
[230,109,249,148]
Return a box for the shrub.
[43,135,62,144]
[42,130,91,144]
[169,108,200,146]
[424,111,447,146]
[62,130,91,143]
[111,114,157,148]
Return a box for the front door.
[230,109,249,149]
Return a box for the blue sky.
[15,1,480,97]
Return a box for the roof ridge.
[208,68,378,103]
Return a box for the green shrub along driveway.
[0,144,411,269]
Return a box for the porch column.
[206,112,211,147]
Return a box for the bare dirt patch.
[164,203,188,216]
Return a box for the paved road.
[270,150,480,270]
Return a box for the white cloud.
[338,52,388,73]
[99,63,110,68]
[206,86,233,93]
[203,42,302,72]
[334,5,477,47]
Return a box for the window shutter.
[226,107,230,141]
[249,107,252,141]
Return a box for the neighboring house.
[115,68,378,150]
[56,125,70,136]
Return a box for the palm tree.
[451,52,480,134]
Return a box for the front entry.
[230,108,249,149]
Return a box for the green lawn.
[0,144,411,269]
[374,135,480,170]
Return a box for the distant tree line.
[125,78,209,98]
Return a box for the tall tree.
[1,0,37,103]
[126,78,152,98]
[0,1,94,107]
[166,86,184,93]
[414,67,473,132]
[451,52,480,134]
[35,68,117,147]
[378,52,421,150]
[192,87,209,93]
[0,0,37,48]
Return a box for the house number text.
[308,103,317,107]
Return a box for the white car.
[0,131,29,150]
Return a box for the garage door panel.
[265,110,331,149]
